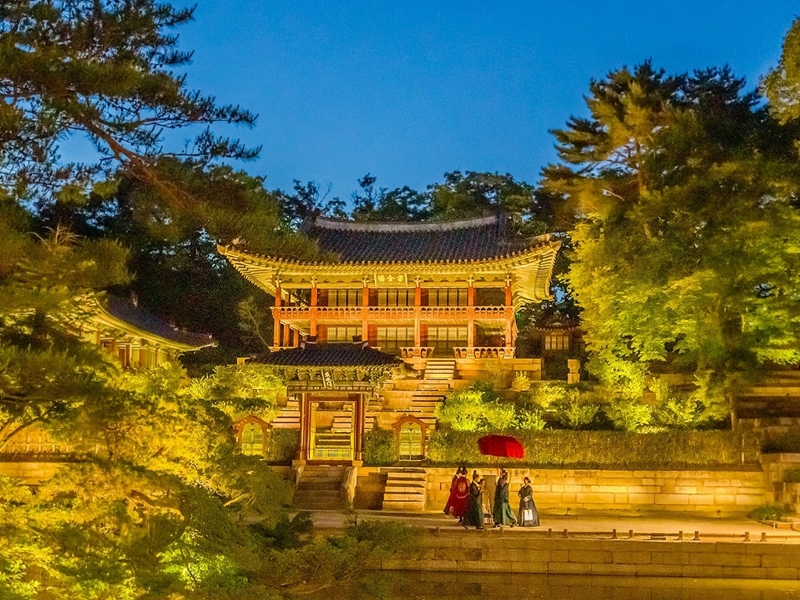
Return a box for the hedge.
[363,429,398,466]
[265,429,300,464]
[426,429,759,470]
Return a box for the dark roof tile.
[257,343,401,367]
[301,215,536,263]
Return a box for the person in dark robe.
[492,468,517,527]
[462,472,484,529]
[517,476,540,527]
[443,466,469,522]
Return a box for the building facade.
[220,215,561,466]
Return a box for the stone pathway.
[306,509,800,542]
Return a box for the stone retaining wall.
[382,532,800,580]
[356,466,770,514]
[425,467,769,515]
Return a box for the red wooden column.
[273,281,282,348]
[504,274,514,350]
[361,277,369,343]
[467,276,475,352]
[353,393,365,465]
[310,280,318,337]
[413,277,422,352]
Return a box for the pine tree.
[544,63,800,419]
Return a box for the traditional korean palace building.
[219,215,562,471]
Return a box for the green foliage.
[191,363,284,423]
[748,503,792,522]
[363,428,398,466]
[545,61,800,414]
[762,432,800,454]
[606,399,653,432]
[264,429,300,465]
[764,17,800,123]
[514,409,547,432]
[0,0,258,202]
[427,430,756,469]
[557,394,600,430]
[435,385,516,432]
[527,381,569,410]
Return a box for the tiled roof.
[257,342,401,367]
[301,215,540,264]
[103,296,215,349]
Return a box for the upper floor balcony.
[276,305,511,324]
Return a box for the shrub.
[606,399,652,432]
[527,381,568,410]
[512,372,531,391]
[265,429,299,464]
[435,385,516,432]
[748,503,791,522]
[650,377,704,429]
[557,394,600,430]
[426,429,756,469]
[514,409,547,431]
[362,429,397,466]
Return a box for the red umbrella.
[477,435,525,459]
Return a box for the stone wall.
[361,466,769,515]
[381,532,800,580]
[0,461,65,484]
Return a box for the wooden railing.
[400,347,435,359]
[452,347,515,359]
[277,306,507,321]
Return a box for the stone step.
[382,500,426,511]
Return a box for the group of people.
[443,467,540,530]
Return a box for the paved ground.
[307,509,800,541]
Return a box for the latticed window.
[328,326,361,342]
[398,422,423,459]
[428,326,468,351]
[376,289,414,306]
[427,288,468,306]
[544,333,570,351]
[327,289,362,307]
[241,423,265,456]
[377,326,414,353]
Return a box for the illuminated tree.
[544,63,800,419]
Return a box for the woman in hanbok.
[462,472,484,529]
[443,466,469,522]
[492,469,517,527]
[518,476,540,527]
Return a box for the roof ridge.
[312,214,499,233]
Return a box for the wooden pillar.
[282,323,290,349]
[273,281,282,348]
[297,393,310,464]
[505,274,514,350]
[310,281,318,337]
[467,276,475,351]
[353,393,365,464]
[361,278,369,343]
[414,278,422,351]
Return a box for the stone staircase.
[423,358,456,381]
[293,465,346,510]
[382,468,428,511]
[272,398,301,428]
[737,370,800,419]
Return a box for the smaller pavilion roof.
[94,296,215,351]
[258,342,401,368]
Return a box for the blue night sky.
[174,1,798,199]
